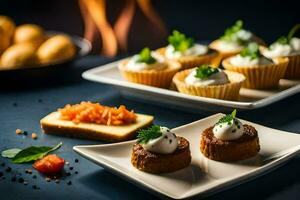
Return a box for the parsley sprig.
[137,125,162,144]
[136,47,156,64]
[240,43,261,60]
[216,109,237,125]
[274,24,300,45]
[168,30,195,52]
[220,20,244,44]
[194,65,219,80]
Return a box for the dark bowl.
[0,32,91,85]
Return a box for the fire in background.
[79,0,168,57]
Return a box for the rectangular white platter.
[82,59,300,111]
[73,113,300,199]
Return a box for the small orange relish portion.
[59,101,137,126]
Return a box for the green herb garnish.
[240,42,261,60]
[194,65,219,79]
[1,148,22,158]
[137,125,162,144]
[168,30,195,52]
[1,142,63,164]
[136,47,156,64]
[220,20,243,42]
[274,24,300,45]
[216,109,237,125]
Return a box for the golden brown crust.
[41,116,153,142]
[156,47,221,69]
[131,137,191,173]
[200,125,260,162]
[172,68,245,100]
[118,59,181,88]
[222,56,289,89]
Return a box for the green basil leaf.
[12,142,62,164]
[1,148,22,158]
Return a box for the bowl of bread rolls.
[0,15,91,83]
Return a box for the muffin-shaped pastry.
[0,27,10,54]
[14,24,46,48]
[131,125,191,174]
[223,43,289,89]
[119,47,181,88]
[0,43,37,69]
[260,24,300,79]
[156,30,220,69]
[209,20,265,60]
[200,109,260,162]
[37,34,76,64]
[0,15,16,38]
[173,65,245,100]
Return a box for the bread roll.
[0,15,16,38]
[0,43,37,69]
[14,24,45,47]
[37,35,76,64]
[0,27,10,54]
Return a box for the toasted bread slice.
[40,112,154,142]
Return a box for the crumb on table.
[31,133,38,140]
[16,129,23,135]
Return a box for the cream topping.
[262,37,300,58]
[142,127,178,154]
[215,40,244,52]
[165,44,208,59]
[213,118,244,140]
[126,52,167,71]
[185,69,229,86]
[230,54,272,66]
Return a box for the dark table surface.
[0,56,300,200]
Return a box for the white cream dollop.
[185,68,229,86]
[126,52,167,71]
[262,43,293,58]
[230,54,272,66]
[213,118,244,140]
[290,37,300,52]
[236,29,253,41]
[142,127,178,154]
[217,29,253,52]
[215,40,244,52]
[165,44,208,59]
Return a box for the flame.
[79,0,167,56]
[137,0,167,36]
[113,0,136,51]
[80,0,117,56]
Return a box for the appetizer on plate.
[156,30,220,69]
[172,64,245,100]
[200,110,260,162]
[40,101,154,142]
[223,43,289,89]
[260,24,300,79]
[118,47,181,88]
[209,20,265,60]
[131,125,191,174]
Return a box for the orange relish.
[58,101,137,126]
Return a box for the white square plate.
[82,59,300,110]
[73,114,300,199]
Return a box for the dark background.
[1,0,299,54]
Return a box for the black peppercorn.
[18,178,24,183]
[5,167,12,172]
[67,181,72,185]
[75,159,79,163]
